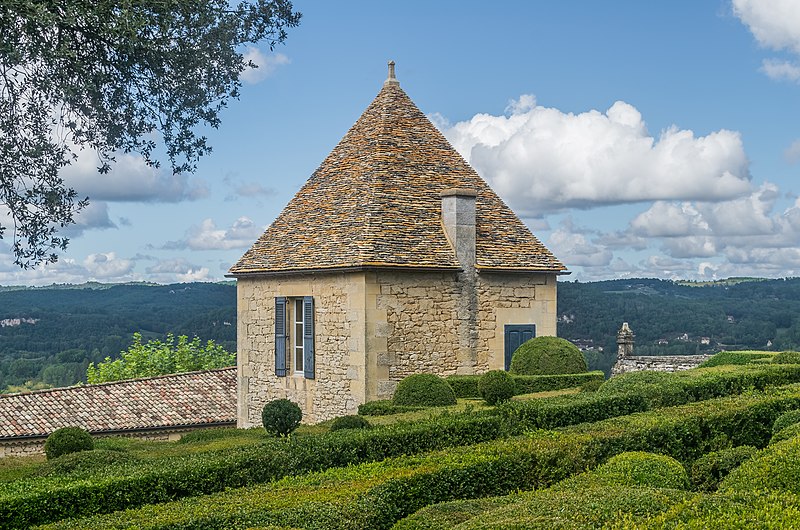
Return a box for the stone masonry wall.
[612,355,712,376]
[237,273,366,426]
[477,273,557,370]
[369,271,465,398]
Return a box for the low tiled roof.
[0,368,236,440]
[230,65,566,275]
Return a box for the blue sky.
[2,0,799,285]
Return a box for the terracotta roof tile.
[0,368,235,439]
[230,71,566,275]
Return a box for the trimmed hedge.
[7,365,800,529]
[357,400,423,416]
[392,374,456,407]
[772,409,800,434]
[592,451,689,490]
[720,435,800,495]
[445,371,604,399]
[510,336,588,375]
[700,350,774,368]
[261,399,302,437]
[770,422,800,445]
[690,445,758,492]
[772,350,800,365]
[38,389,800,530]
[329,415,371,432]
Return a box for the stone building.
[0,368,235,457]
[229,63,567,425]
[611,322,711,376]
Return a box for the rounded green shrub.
[772,409,800,435]
[770,422,800,445]
[478,370,515,405]
[509,336,587,376]
[329,414,371,432]
[690,445,758,491]
[594,451,690,490]
[36,449,134,477]
[261,398,302,437]
[43,427,94,460]
[720,436,800,494]
[772,351,800,365]
[392,373,457,407]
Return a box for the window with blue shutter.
[303,296,315,379]
[275,297,287,377]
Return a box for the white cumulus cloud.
[439,96,751,215]
[240,48,290,84]
[163,217,265,251]
[733,0,800,83]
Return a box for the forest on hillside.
[558,277,800,375]
[1,277,799,392]
[0,283,235,392]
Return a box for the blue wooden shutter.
[275,297,287,377]
[303,296,315,379]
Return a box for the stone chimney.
[384,60,400,87]
[440,188,477,272]
[617,322,635,358]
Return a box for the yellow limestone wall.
[236,270,557,426]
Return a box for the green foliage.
[770,422,800,445]
[0,2,301,267]
[261,399,302,437]
[509,336,587,376]
[772,409,800,434]
[86,332,235,383]
[701,350,774,367]
[36,449,135,478]
[592,451,690,490]
[329,415,371,432]
[7,368,800,529]
[690,445,758,491]
[34,388,800,530]
[392,374,457,407]
[0,282,236,393]
[357,400,423,416]
[772,350,800,364]
[43,427,94,460]
[446,371,605,398]
[478,370,515,405]
[720,435,800,495]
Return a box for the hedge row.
[39,387,800,530]
[6,364,800,529]
[445,371,605,398]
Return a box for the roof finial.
[384,60,400,87]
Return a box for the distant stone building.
[229,63,568,425]
[611,322,711,376]
[0,368,235,457]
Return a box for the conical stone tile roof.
[230,65,566,275]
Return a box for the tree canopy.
[0,1,300,267]
[86,332,235,383]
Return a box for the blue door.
[504,324,536,370]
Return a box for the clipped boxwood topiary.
[772,409,800,435]
[36,449,134,477]
[329,415,371,432]
[690,445,758,491]
[510,336,587,376]
[478,370,515,405]
[392,373,457,407]
[594,451,690,490]
[770,422,800,445]
[44,427,94,460]
[261,398,302,437]
[772,351,800,365]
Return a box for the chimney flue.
[440,188,477,271]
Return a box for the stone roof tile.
[0,368,235,439]
[230,67,565,275]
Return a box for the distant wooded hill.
[558,277,800,375]
[1,277,798,392]
[0,282,235,392]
